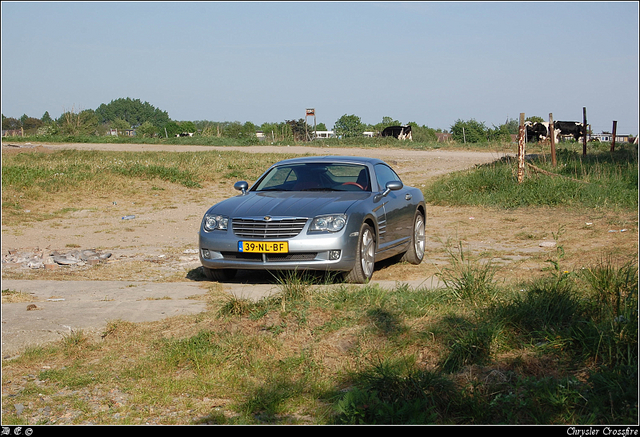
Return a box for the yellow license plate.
[238,241,289,253]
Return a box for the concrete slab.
[1,277,444,358]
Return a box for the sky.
[1,1,638,134]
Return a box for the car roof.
[272,155,386,166]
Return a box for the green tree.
[487,124,512,142]
[407,122,438,142]
[95,97,169,127]
[334,114,365,138]
[502,118,520,135]
[178,121,197,134]
[286,119,310,141]
[372,116,401,134]
[57,108,99,135]
[450,119,488,143]
[240,121,257,139]
[111,118,131,132]
[2,115,20,131]
[137,121,157,138]
[164,120,198,137]
[21,116,43,133]
[259,121,293,141]
[163,121,183,137]
[41,111,53,124]
[525,115,544,124]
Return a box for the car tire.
[400,210,425,265]
[203,267,237,282]
[344,223,376,284]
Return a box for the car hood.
[207,191,371,218]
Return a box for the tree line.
[2,97,525,143]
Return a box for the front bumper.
[198,221,360,272]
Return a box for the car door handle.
[405,193,412,201]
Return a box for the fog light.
[329,250,341,260]
[201,249,211,259]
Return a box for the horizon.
[2,1,638,135]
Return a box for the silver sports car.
[198,156,425,283]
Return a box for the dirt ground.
[2,142,638,356]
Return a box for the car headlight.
[309,214,347,232]
[203,214,229,231]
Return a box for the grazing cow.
[524,121,565,143]
[525,121,549,142]
[554,121,585,142]
[381,125,412,140]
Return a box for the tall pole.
[518,113,526,184]
[611,121,618,152]
[549,113,557,167]
[582,107,588,156]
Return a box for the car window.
[374,164,401,190]
[253,163,371,191]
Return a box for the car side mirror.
[234,181,249,194]
[385,181,403,192]
[374,180,403,202]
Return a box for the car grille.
[221,252,318,262]
[232,217,308,239]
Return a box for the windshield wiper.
[258,187,289,192]
[300,187,339,191]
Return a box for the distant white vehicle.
[314,131,379,139]
[313,130,336,139]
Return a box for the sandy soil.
[1,142,638,355]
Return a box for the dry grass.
[1,289,37,303]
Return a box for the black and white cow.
[554,121,585,142]
[381,125,412,140]
[525,121,550,142]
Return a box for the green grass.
[2,133,260,146]
[1,149,293,191]
[3,255,636,425]
[437,240,499,302]
[425,145,638,210]
[1,149,299,223]
[1,133,469,150]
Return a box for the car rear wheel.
[203,267,237,282]
[344,223,375,284]
[401,210,425,265]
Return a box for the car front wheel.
[344,223,376,284]
[203,267,237,282]
[401,210,425,265]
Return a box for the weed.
[273,270,315,303]
[437,241,498,302]
[334,357,458,424]
[578,258,638,368]
[439,323,501,373]
[218,296,255,317]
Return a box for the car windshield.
[253,163,371,192]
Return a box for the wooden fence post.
[611,121,617,152]
[518,113,526,183]
[583,107,588,156]
[549,113,557,167]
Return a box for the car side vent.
[232,218,308,239]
